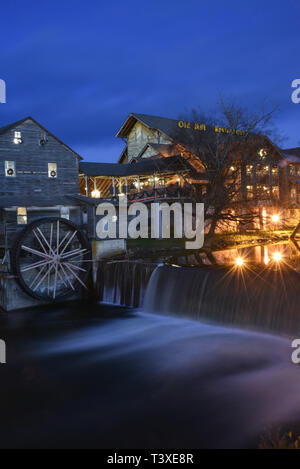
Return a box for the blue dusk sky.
[0,0,299,162]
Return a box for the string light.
[236,256,244,266]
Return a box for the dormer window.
[13,131,22,144]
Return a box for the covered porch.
[79,156,196,202]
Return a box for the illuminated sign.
[177,120,245,136]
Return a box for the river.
[0,300,299,448]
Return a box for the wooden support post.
[85,176,89,197]
[112,177,116,196]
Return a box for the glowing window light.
[264,249,269,265]
[258,148,267,158]
[236,256,244,266]
[91,179,100,198]
[273,252,282,262]
[271,214,280,223]
[13,131,22,144]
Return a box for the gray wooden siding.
[0,119,80,206]
[127,122,172,161]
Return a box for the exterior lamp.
[271,214,280,223]
[236,256,244,267]
[91,189,100,198]
[273,252,282,262]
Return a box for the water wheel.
[11,217,91,301]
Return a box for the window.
[17,207,27,225]
[258,148,267,159]
[289,165,295,176]
[246,185,254,199]
[48,163,57,178]
[13,131,22,144]
[246,165,253,176]
[5,161,16,177]
[256,164,263,175]
[60,207,70,220]
[263,165,269,175]
[291,187,297,200]
[272,186,279,199]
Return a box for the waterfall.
[143,265,300,336]
[96,261,157,307]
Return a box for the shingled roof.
[79,155,194,177]
[282,147,300,159]
[116,113,193,143]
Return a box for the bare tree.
[175,97,283,242]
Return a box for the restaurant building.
[79,113,300,229]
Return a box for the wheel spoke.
[33,229,48,254]
[60,263,75,291]
[64,261,86,272]
[61,248,87,260]
[49,223,53,255]
[33,264,55,291]
[56,266,68,287]
[64,263,88,289]
[29,263,49,289]
[57,231,71,253]
[56,220,60,256]
[59,230,77,256]
[21,245,52,260]
[36,227,56,256]
[53,263,58,299]
[21,258,51,272]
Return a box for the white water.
[143,264,300,336]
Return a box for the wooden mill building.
[79,113,300,229]
[0,112,298,309]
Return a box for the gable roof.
[136,143,176,159]
[116,113,184,142]
[0,116,83,160]
[282,147,300,158]
[79,155,195,177]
